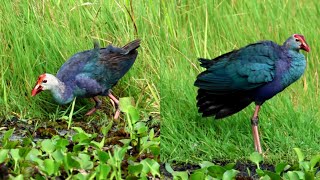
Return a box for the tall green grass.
[161,0,320,164]
[0,1,160,120]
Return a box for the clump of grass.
[0,1,160,121]
[160,0,320,164]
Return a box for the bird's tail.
[196,89,253,119]
[122,39,141,52]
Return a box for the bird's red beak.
[300,42,310,52]
[31,83,43,96]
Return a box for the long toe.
[114,109,120,120]
[85,108,97,116]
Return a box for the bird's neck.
[280,50,306,87]
[50,78,74,105]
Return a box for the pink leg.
[251,105,262,153]
[108,93,120,120]
[85,96,101,116]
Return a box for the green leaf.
[199,161,215,168]
[249,152,263,169]
[2,128,14,142]
[300,161,311,171]
[97,163,111,179]
[275,162,289,174]
[286,171,301,180]
[263,170,281,180]
[43,159,56,175]
[260,175,271,180]
[10,149,21,162]
[97,150,109,162]
[128,164,143,176]
[78,153,93,170]
[55,138,69,150]
[140,158,160,177]
[190,170,206,180]
[52,149,65,162]
[119,97,134,113]
[41,139,56,153]
[0,149,9,163]
[224,163,236,170]
[222,169,239,180]
[165,163,174,174]
[310,155,320,169]
[256,169,265,177]
[134,122,148,135]
[207,165,226,179]
[128,106,139,124]
[149,145,160,156]
[293,148,305,162]
[172,171,188,180]
[9,174,24,180]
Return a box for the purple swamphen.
[32,39,141,119]
[194,34,310,153]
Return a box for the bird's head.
[31,73,59,96]
[284,34,310,52]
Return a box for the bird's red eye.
[42,80,47,83]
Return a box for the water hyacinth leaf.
[293,148,305,162]
[0,149,9,163]
[128,164,143,176]
[97,150,109,162]
[222,169,239,180]
[65,152,80,169]
[275,162,289,174]
[224,163,236,170]
[172,171,188,180]
[263,170,281,180]
[41,139,56,154]
[249,152,263,169]
[260,175,271,180]
[199,161,215,168]
[134,122,148,135]
[119,97,133,113]
[149,145,160,156]
[10,149,21,163]
[190,169,206,180]
[2,128,14,142]
[52,149,64,162]
[128,106,139,124]
[78,153,93,170]
[310,155,320,168]
[256,169,265,177]
[300,161,311,171]
[140,158,160,177]
[43,159,56,175]
[286,171,301,180]
[207,165,226,179]
[55,138,69,150]
[9,174,24,180]
[96,164,111,179]
[165,163,174,174]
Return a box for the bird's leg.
[251,105,262,153]
[85,96,102,116]
[108,92,120,120]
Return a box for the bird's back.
[56,40,140,97]
[195,40,306,118]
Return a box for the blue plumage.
[32,39,140,116]
[195,35,309,118]
[194,34,310,153]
